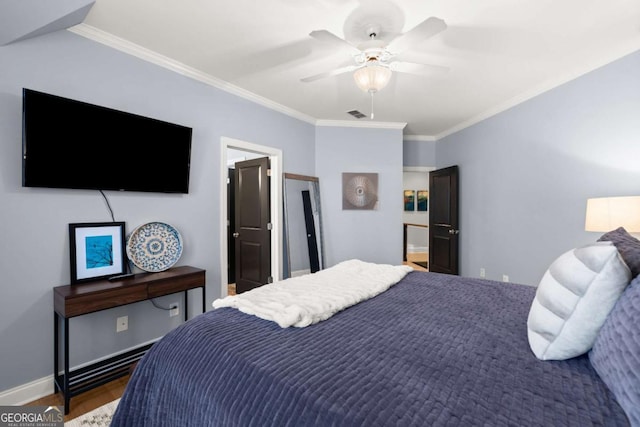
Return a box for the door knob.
[448,229,459,235]
[233,232,240,238]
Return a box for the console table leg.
[53,313,59,393]
[63,317,70,414]
[184,291,188,322]
[202,286,206,314]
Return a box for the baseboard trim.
[407,247,428,253]
[0,376,54,406]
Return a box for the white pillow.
[527,241,631,360]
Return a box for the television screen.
[22,88,192,193]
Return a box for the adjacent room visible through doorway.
[403,166,434,271]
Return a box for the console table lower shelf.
[53,265,206,414]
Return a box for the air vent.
[347,110,367,119]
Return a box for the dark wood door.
[234,157,271,293]
[429,165,459,275]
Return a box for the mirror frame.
[283,173,325,279]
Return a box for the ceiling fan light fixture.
[353,63,392,93]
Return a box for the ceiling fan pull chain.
[370,91,375,120]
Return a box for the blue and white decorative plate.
[126,222,183,272]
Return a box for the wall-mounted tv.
[22,88,193,193]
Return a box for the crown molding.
[403,135,437,142]
[435,41,640,141]
[67,24,407,133]
[315,119,406,130]
[403,166,436,172]
[67,24,317,125]
[68,24,640,142]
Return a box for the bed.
[110,257,639,426]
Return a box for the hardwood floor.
[405,252,428,272]
[404,260,428,271]
[24,375,129,422]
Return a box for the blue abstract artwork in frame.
[85,235,114,269]
[417,190,429,211]
[69,222,126,283]
[404,190,415,211]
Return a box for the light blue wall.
[315,126,404,266]
[0,30,316,393]
[403,139,436,167]
[436,50,640,285]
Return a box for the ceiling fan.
[300,16,448,91]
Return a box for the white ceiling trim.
[403,135,437,142]
[67,23,317,125]
[67,24,640,143]
[316,119,406,130]
[403,166,436,172]
[435,41,640,141]
[67,25,406,134]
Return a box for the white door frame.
[220,137,283,297]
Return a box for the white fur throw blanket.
[212,259,413,328]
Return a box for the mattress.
[111,271,628,426]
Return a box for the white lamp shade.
[353,64,392,93]
[585,196,640,232]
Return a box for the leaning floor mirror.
[283,173,325,279]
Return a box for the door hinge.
[267,169,272,177]
[267,222,273,230]
[267,276,273,284]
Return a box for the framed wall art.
[417,190,429,211]
[404,190,415,211]
[69,222,126,283]
[342,173,379,210]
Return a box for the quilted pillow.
[589,274,640,426]
[527,242,631,360]
[598,227,640,278]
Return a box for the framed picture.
[69,222,126,283]
[417,190,429,211]
[342,173,379,210]
[404,190,415,211]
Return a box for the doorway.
[403,166,434,271]
[220,137,283,298]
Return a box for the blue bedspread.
[111,271,628,426]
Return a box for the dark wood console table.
[53,265,206,413]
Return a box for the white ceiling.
[73,0,640,138]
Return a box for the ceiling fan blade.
[309,30,361,55]
[389,61,449,75]
[300,65,358,83]
[387,17,447,54]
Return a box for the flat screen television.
[22,88,193,193]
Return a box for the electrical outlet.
[169,303,179,317]
[480,268,486,278]
[116,315,128,332]
[502,274,509,283]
